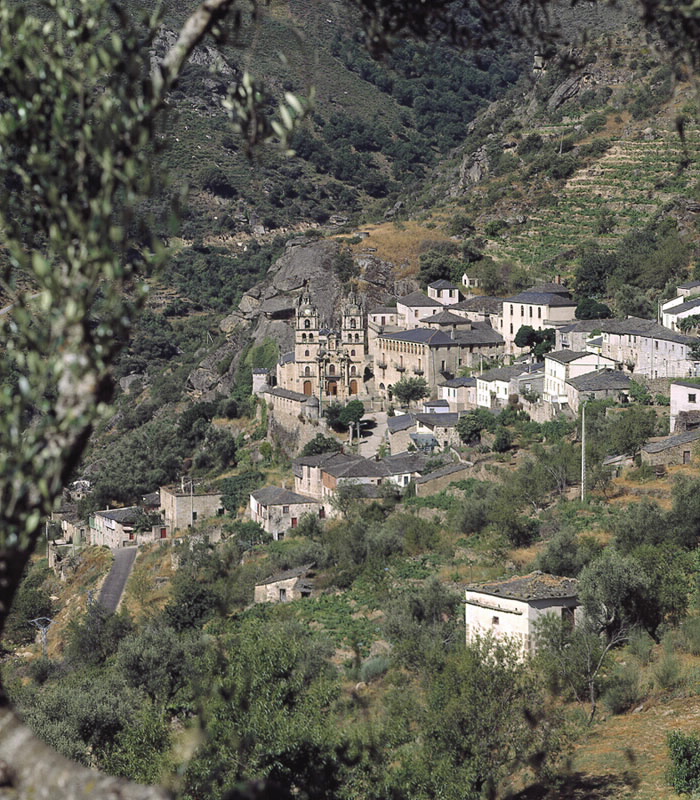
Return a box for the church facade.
[276,290,371,402]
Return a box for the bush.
[627,628,655,665]
[654,650,682,690]
[668,731,700,795]
[602,663,642,714]
[360,655,391,683]
[681,617,700,656]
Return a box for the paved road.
[359,411,388,458]
[98,546,138,613]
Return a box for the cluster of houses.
[255,276,700,432]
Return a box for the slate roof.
[324,457,389,479]
[369,306,398,315]
[442,376,476,388]
[252,367,270,374]
[452,296,504,314]
[601,316,696,345]
[264,386,309,402]
[96,506,140,525]
[671,380,700,390]
[256,563,316,586]
[279,351,295,365]
[293,451,355,469]
[505,290,575,307]
[679,281,700,290]
[415,412,460,428]
[377,328,457,346]
[428,279,458,290]
[397,291,443,308]
[664,297,700,315]
[387,413,416,433]
[546,350,591,364]
[251,487,319,506]
[642,429,700,454]
[452,325,504,346]
[468,571,579,602]
[477,365,524,383]
[381,451,431,474]
[421,310,471,325]
[424,399,450,407]
[566,369,632,391]
[529,283,571,296]
[415,462,471,484]
[141,491,160,507]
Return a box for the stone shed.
[641,429,700,467]
[254,563,316,604]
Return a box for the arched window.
[350,318,356,329]
[304,349,310,357]
[309,333,314,341]
[350,366,356,376]
[350,349,356,356]
[355,333,360,342]
[304,319,311,329]
[304,366,311,376]
[301,333,307,342]
[328,364,335,375]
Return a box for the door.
[683,450,691,464]
[303,380,313,396]
[349,379,358,395]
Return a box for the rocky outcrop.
[547,74,586,110]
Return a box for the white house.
[395,290,443,328]
[465,571,580,657]
[670,380,700,432]
[440,376,476,411]
[427,279,460,305]
[500,285,577,355]
[476,365,527,409]
[543,350,617,404]
[662,295,700,332]
[462,272,481,292]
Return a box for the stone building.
[249,486,323,539]
[641,430,700,467]
[276,289,369,401]
[254,564,316,603]
[159,485,224,532]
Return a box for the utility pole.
[29,617,54,659]
[581,401,587,503]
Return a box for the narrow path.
[98,546,138,613]
[359,412,387,458]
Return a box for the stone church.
[276,289,370,402]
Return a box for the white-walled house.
[670,380,700,432]
[476,365,526,408]
[440,376,477,411]
[427,280,460,305]
[465,571,580,657]
[395,291,443,328]
[500,286,577,355]
[543,350,617,404]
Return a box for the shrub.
[602,663,642,714]
[681,617,700,656]
[360,655,391,683]
[654,650,682,690]
[627,628,655,665]
[668,731,700,795]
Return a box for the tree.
[514,325,556,357]
[606,406,657,457]
[456,408,496,444]
[391,376,429,407]
[300,433,343,457]
[575,297,612,320]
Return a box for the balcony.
[413,367,424,375]
[376,360,387,369]
[394,363,406,372]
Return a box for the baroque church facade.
[276,290,370,402]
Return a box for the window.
[282,505,290,513]
[492,616,499,626]
[689,394,697,404]
[301,333,307,342]
[510,304,513,314]
[192,511,197,522]
[304,319,310,329]
[350,318,356,329]
[319,507,325,519]
[509,323,513,334]
[538,307,541,319]
[309,333,313,341]
[304,349,310,357]
[128,531,135,540]
[350,349,355,356]
[304,366,311,376]
[329,364,335,375]
[381,316,385,325]
[655,341,658,350]
[279,588,287,601]
[529,306,533,317]
[160,527,167,539]
[355,333,360,342]
[521,305,524,315]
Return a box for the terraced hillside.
[483,121,700,270]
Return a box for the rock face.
[459,145,490,189]
[547,74,586,110]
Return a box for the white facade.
[543,352,617,403]
[670,380,700,432]
[500,291,577,355]
[465,572,579,658]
